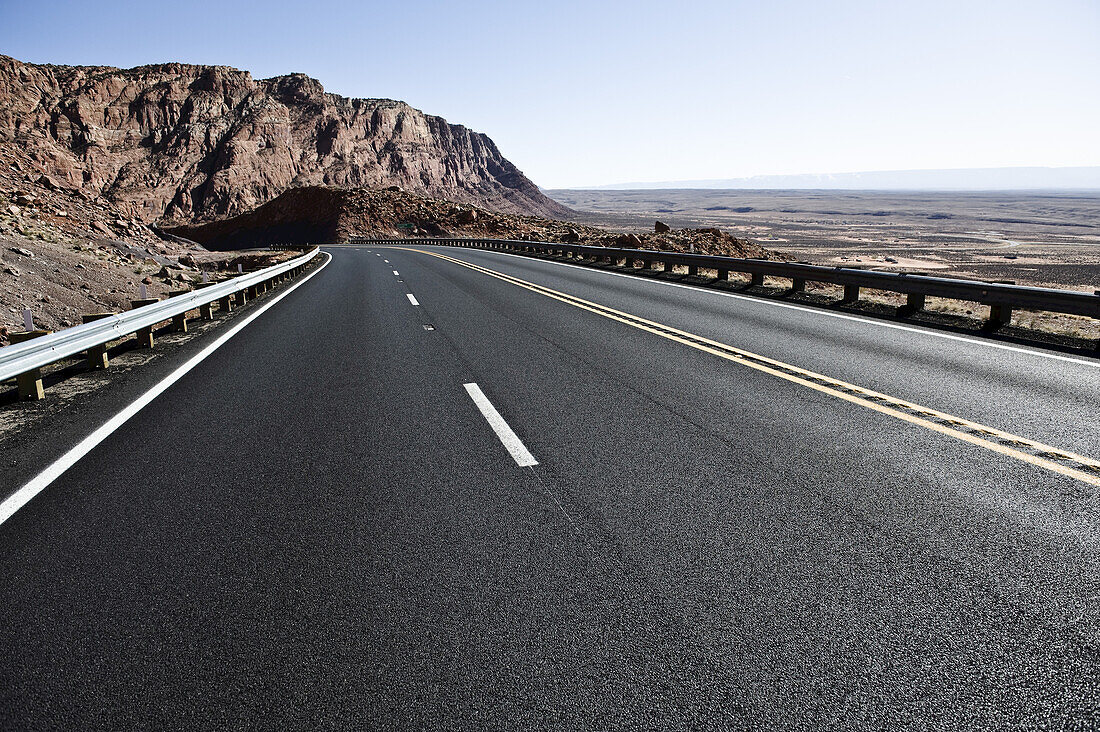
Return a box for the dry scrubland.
[549,189,1100,290]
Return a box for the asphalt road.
[2,244,1098,729]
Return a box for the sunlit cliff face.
[0,55,569,225]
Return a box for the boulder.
[35,175,63,191]
[654,220,671,234]
[9,246,34,258]
[616,233,643,248]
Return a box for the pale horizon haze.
[1,0,1097,189]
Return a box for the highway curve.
[1,244,1098,729]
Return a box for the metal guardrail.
[353,236,1100,325]
[0,248,320,387]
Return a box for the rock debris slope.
[168,185,777,260]
[0,55,568,224]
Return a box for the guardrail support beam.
[195,282,217,320]
[80,313,114,369]
[9,330,51,400]
[168,290,191,332]
[130,298,160,347]
[988,304,1013,328]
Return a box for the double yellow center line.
[400,247,1100,488]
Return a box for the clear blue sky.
[2,0,1097,188]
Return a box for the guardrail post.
[988,304,1013,328]
[9,330,52,400]
[195,282,217,319]
[717,269,729,281]
[218,293,233,313]
[903,293,925,314]
[80,313,114,368]
[750,273,764,287]
[792,278,806,293]
[168,290,191,332]
[842,284,860,303]
[688,264,699,276]
[130,298,159,347]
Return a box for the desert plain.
[550,189,1100,292]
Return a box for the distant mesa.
[0,54,569,224]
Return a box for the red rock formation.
[0,55,570,223]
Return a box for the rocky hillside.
[168,185,778,260]
[0,55,568,224]
[0,142,293,343]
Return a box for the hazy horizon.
[551,166,1100,191]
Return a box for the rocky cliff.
[0,55,569,224]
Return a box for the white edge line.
[0,251,334,528]
[434,246,1100,369]
[406,293,420,306]
[463,383,538,467]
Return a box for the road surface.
[2,244,1098,729]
